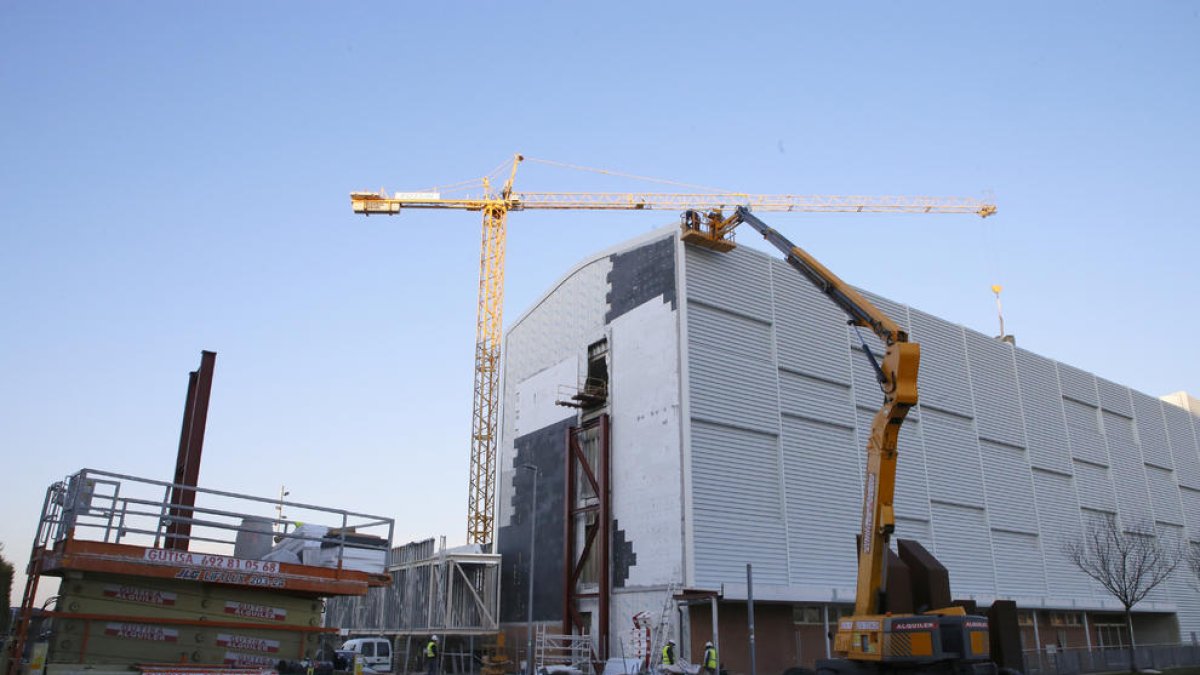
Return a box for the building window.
[1017,611,1035,626]
[1049,612,1081,626]
[793,606,822,625]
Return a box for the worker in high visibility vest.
[661,640,676,669]
[700,641,717,675]
[425,636,440,675]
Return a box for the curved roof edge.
[506,223,679,332]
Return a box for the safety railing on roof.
[41,468,394,572]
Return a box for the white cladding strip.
[770,258,852,383]
[781,416,860,588]
[980,440,1039,534]
[1166,403,1200,490]
[1097,378,1134,418]
[991,530,1046,596]
[1015,349,1073,474]
[1063,398,1108,466]
[964,331,1025,448]
[684,245,773,323]
[1145,466,1184,526]
[1058,362,1099,406]
[930,502,996,595]
[1073,460,1118,513]
[778,370,855,429]
[690,420,789,587]
[1133,390,1173,469]
[908,308,974,418]
[1032,469,1093,596]
[1101,410,1154,525]
[920,408,986,508]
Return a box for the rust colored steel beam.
[166,351,216,550]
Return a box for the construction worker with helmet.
[700,641,717,675]
[425,636,440,675]
[661,639,676,670]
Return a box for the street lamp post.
[518,464,540,675]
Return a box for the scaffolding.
[324,538,502,671]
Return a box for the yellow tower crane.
[349,154,996,546]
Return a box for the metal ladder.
[647,581,682,672]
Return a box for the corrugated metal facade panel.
[964,331,1025,448]
[1097,378,1134,417]
[1063,398,1108,466]
[1032,469,1092,595]
[778,370,855,429]
[771,259,851,384]
[930,502,995,594]
[685,245,773,322]
[1058,363,1098,406]
[908,309,973,417]
[1165,403,1200,490]
[1102,411,1153,525]
[781,416,860,588]
[691,420,789,587]
[1015,349,1073,474]
[1145,465,1184,526]
[689,345,779,435]
[1180,487,1200,542]
[688,301,772,359]
[1133,392,1173,469]
[980,440,1038,534]
[1073,460,1117,513]
[920,408,985,508]
[991,530,1045,596]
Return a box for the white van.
[340,637,393,673]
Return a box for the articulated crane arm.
[703,206,918,621]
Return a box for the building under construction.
[494,225,1200,673]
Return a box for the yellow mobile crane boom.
[349,154,996,547]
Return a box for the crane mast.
[349,157,995,548]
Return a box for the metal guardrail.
[42,468,394,568]
[1023,643,1200,675]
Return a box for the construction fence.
[1024,643,1200,675]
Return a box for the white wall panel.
[1097,378,1134,417]
[691,420,789,587]
[1133,392,1173,469]
[1015,350,1073,474]
[778,370,855,429]
[964,331,1025,448]
[1057,363,1098,406]
[1181,487,1200,543]
[991,530,1045,596]
[921,408,985,508]
[781,416,860,588]
[908,309,973,418]
[1064,398,1108,466]
[1145,465,1184,526]
[770,258,851,384]
[610,299,684,587]
[1102,411,1153,525]
[894,517,935,553]
[930,502,996,595]
[980,440,1039,534]
[1166,404,1200,490]
[1032,469,1093,595]
[1073,460,1117,513]
[684,245,773,323]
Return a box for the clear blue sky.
[2,2,1198,601]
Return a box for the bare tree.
[1064,515,1181,672]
